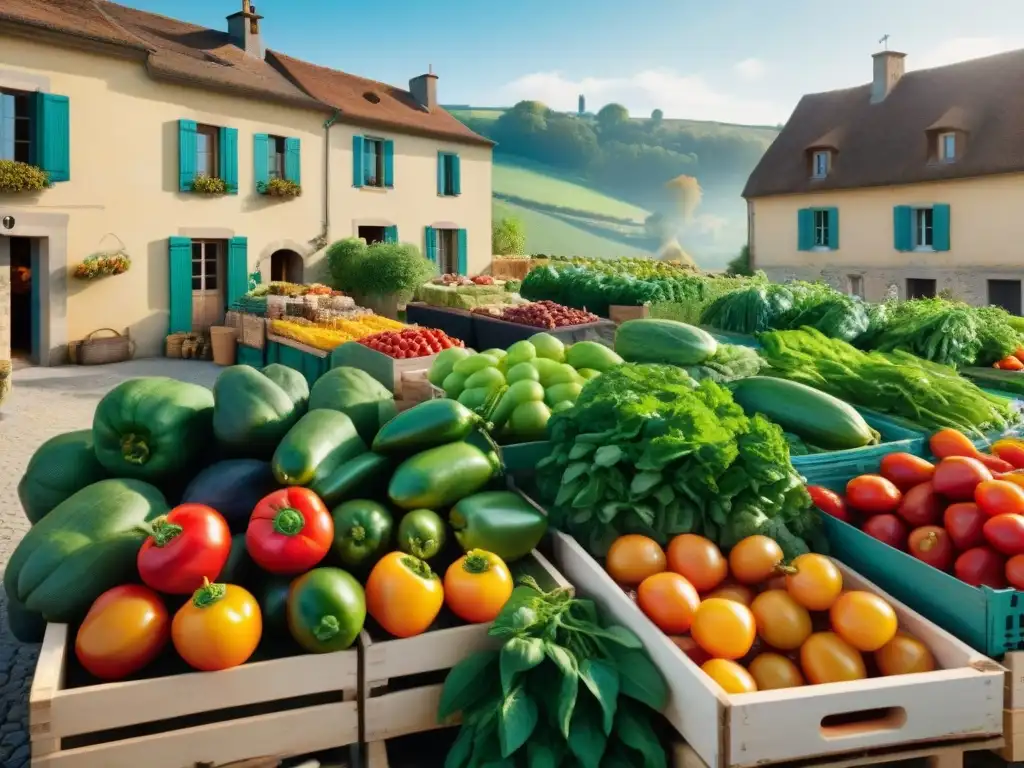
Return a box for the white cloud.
[500,69,784,125]
[914,37,1024,69]
[734,58,765,81]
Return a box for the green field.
[493,199,653,259]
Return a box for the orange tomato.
[637,572,700,634]
[748,653,805,690]
[845,475,902,515]
[874,631,936,676]
[750,589,812,651]
[1007,554,1024,590]
[171,579,261,671]
[728,536,785,585]
[366,552,444,638]
[706,582,755,606]
[976,479,1024,518]
[829,590,898,652]
[701,659,757,694]
[667,534,727,592]
[691,598,756,660]
[997,356,1024,371]
[443,549,513,624]
[785,554,843,611]
[75,585,170,681]
[800,632,867,684]
[605,534,666,587]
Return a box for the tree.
[493,216,527,256]
[725,244,752,276]
[665,174,703,222]
[650,109,664,126]
[596,103,629,130]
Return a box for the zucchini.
[271,409,367,486]
[614,319,717,366]
[728,377,877,451]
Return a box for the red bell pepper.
[137,504,231,594]
[246,487,333,574]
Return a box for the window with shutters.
[813,209,830,248]
[440,153,457,195]
[913,207,934,250]
[363,138,384,187]
[196,124,220,179]
[268,135,285,180]
[0,89,32,163]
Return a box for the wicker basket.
[77,328,134,366]
[241,315,267,349]
[165,332,187,359]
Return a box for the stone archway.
[270,249,304,284]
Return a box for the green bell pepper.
[448,490,547,563]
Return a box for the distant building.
[578,95,586,115]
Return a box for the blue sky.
[126,0,1024,125]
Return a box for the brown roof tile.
[0,0,144,48]
[743,48,1024,198]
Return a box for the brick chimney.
[227,0,264,59]
[409,70,438,111]
[871,50,906,103]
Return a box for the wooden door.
[191,241,224,331]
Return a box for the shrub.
[258,178,302,198]
[492,216,526,256]
[726,244,752,277]
[337,242,436,298]
[0,160,49,193]
[325,237,369,293]
[191,174,232,195]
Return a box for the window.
[939,132,956,163]
[358,225,386,245]
[268,136,285,180]
[988,280,1022,316]
[196,124,219,178]
[436,229,459,274]
[847,274,864,299]
[439,152,459,195]
[363,138,384,187]
[813,209,830,248]
[906,278,937,300]
[913,207,934,249]
[191,241,219,290]
[0,89,32,163]
[812,151,829,179]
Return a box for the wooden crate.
[361,550,572,768]
[329,341,438,398]
[550,531,1005,768]
[608,304,650,324]
[1000,652,1024,760]
[29,623,359,768]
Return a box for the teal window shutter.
[284,137,301,184]
[452,154,461,195]
[437,151,446,195]
[826,207,839,249]
[933,204,951,251]
[168,237,193,333]
[178,119,197,191]
[352,135,364,187]
[219,126,238,194]
[384,140,395,187]
[34,93,70,182]
[227,237,249,307]
[425,226,437,263]
[384,226,398,243]
[253,133,269,191]
[457,229,468,274]
[893,206,913,251]
[797,208,813,251]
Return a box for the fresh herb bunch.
[438,577,669,768]
[699,283,795,335]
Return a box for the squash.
[213,364,309,458]
[18,429,108,524]
[180,459,280,532]
[308,366,397,443]
[614,319,717,366]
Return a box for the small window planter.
[190,174,234,195]
[0,160,50,193]
[257,178,302,198]
[74,251,131,280]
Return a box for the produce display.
[269,315,406,351]
[498,300,599,329]
[359,327,464,359]
[415,276,518,311]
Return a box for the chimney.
[871,50,906,103]
[227,0,264,59]
[409,70,438,111]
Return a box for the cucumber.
[728,377,877,451]
[271,409,367,486]
[309,452,392,506]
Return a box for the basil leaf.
[568,694,609,768]
[593,445,624,467]
[438,650,500,721]
[544,643,579,738]
[609,647,668,712]
[445,724,476,768]
[579,658,620,735]
[498,683,538,758]
[630,471,662,495]
[569,442,597,460]
[562,461,590,484]
[526,741,559,768]
[615,701,668,768]
[500,637,545,696]
[555,478,585,507]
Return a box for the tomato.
[896,482,942,527]
[807,486,851,523]
[670,635,712,666]
[976,479,1024,518]
[75,585,169,681]
[706,582,755,606]
[933,456,992,501]
[749,589,812,651]
[605,534,666,587]
[701,659,757,694]
[874,632,936,676]
[943,502,987,550]
[862,514,909,551]
[366,551,444,638]
[728,535,784,585]
[845,475,901,516]
[908,526,955,571]
[800,632,867,684]
[444,549,513,624]
[993,440,1024,470]
[1006,555,1024,590]
[666,534,727,592]
[931,428,986,460]
[137,504,231,595]
[246,487,334,575]
[785,554,843,611]
[171,578,262,671]
[691,598,756,660]
[998,471,1024,491]
[983,513,1024,556]
[637,571,700,634]
[829,590,898,652]
[954,546,1007,588]
[748,652,805,690]
[879,454,936,492]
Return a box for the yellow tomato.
[701,659,757,694]
[748,653,805,690]
[785,554,843,611]
[728,536,785,585]
[875,632,937,676]
[172,579,262,671]
[366,551,444,638]
[691,598,756,660]
[705,583,755,607]
[750,589,812,651]
[800,632,867,684]
[444,550,513,624]
[829,591,898,652]
[75,585,169,681]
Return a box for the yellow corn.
[270,316,406,351]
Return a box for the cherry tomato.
[955,546,1007,588]
[829,590,898,652]
[670,635,712,666]
[705,582,755,606]
[691,598,756,660]
[862,514,909,551]
[637,571,700,634]
[137,504,232,595]
[444,549,513,624]
[666,534,727,592]
[785,554,843,611]
[879,453,936,492]
[728,535,784,585]
[750,589,812,651]
[807,486,851,523]
[172,578,262,671]
[75,585,169,681]
[366,552,444,638]
[896,482,942,527]
[943,502,987,550]
[993,440,1024,470]
[748,652,805,690]
[875,632,936,676]
[800,632,867,684]
[845,475,901,516]
[976,480,1024,518]
[1007,555,1024,590]
[983,513,1024,556]
[246,488,334,575]
[701,659,757,694]
[908,526,955,571]
[933,457,992,501]
[605,534,666,587]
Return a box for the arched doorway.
[270,249,304,283]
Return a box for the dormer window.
[939,132,956,163]
[812,150,830,179]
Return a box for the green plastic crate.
[266,340,330,388]
[236,344,265,368]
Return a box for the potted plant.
[191,174,233,195]
[0,160,50,193]
[332,241,436,319]
[74,251,131,280]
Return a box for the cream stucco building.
[744,48,1024,313]
[0,0,493,365]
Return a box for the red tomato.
[983,513,1024,556]
[954,547,1007,588]
[246,488,334,575]
[976,479,1024,517]
[907,526,955,571]
[1007,555,1024,590]
[807,486,851,522]
[137,504,231,595]
[846,475,902,515]
[943,502,986,550]
[880,453,936,492]
[896,482,942,527]
[75,585,170,680]
[861,514,909,551]
[993,440,1024,470]
[933,456,992,501]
